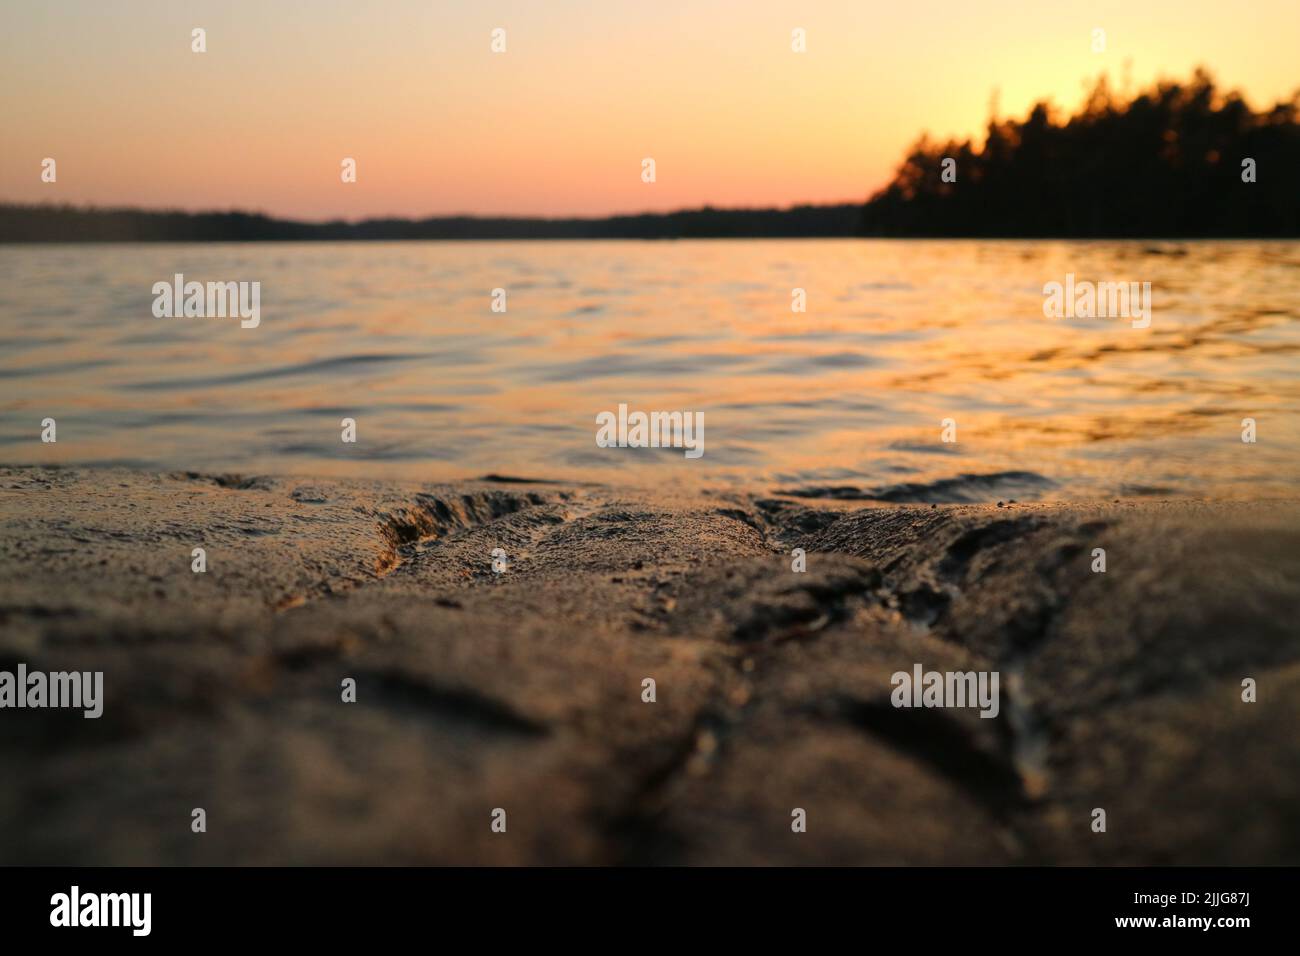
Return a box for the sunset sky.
[2,0,1297,219]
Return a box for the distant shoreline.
[4,202,1298,243]
[0,202,867,243]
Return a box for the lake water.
[2,239,1297,500]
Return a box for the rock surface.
[1,466,1297,865]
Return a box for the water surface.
[2,239,1297,499]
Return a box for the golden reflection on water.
[2,240,1297,500]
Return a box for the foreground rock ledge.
[1,466,1297,865]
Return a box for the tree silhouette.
[862,69,1300,237]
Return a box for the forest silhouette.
[862,69,1300,237]
[3,69,1296,241]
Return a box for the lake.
[2,239,1297,500]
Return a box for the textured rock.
[0,466,1296,864]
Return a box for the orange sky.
[2,0,1297,219]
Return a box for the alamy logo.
[50,886,151,936]
[1043,273,1151,328]
[891,664,1000,719]
[596,403,704,459]
[152,273,261,328]
[0,664,103,718]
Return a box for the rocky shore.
[1,466,1296,865]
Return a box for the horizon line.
[0,198,870,226]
